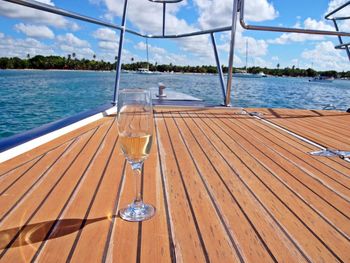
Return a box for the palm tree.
[67,54,71,60]
[72,52,76,59]
[93,54,96,60]
[115,56,118,61]
[276,63,280,70]
[131,57,134,62]
[27,54,30,59]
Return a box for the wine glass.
[117,88,155,222]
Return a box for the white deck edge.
[0,106,117,164]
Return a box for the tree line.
[0,55,349,78]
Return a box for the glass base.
[119,202,155,222]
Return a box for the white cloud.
[134,41,167,55]
[218,26,269,59]
[324,1,350,36]
[0,35,54,58]
[55,33,95,58]
[96,0,275,65]
[326,0,350,18]
[194,0,278,29]
[92,28,118,41]
[59,45,94,58]
[301,41,350,70]
[93,28,119,50]
[0,0,79,30]
[268,18,335,44]
[99,0,215,61]
[98,41,119,50]
[303,18,334,31]
[56,33,90,48]
[102,0,187,34]
[14,23,55,39]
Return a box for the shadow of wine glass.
[0,215,118,249]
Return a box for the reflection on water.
[0,70,349,138]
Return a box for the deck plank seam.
[154,118,176,263]
[64,130,119,262]
[0,136,79,224]
[221,115,350,205]
[172,112,248,263]
[162,112,210,263]
[0,124,102,176]
[31,119,116,262]
[240,117,350,183]
[190,112,321,263]
[295,118,350,139]
[273,118,350,147]
[254,114,350,164]
[0,155,43,179]
[0,124,101,259]
[136,164,145,263]
[0,153,46,195]
[243,112,350,168]
[101,160,127,263]
[189,112,316,262]
[246,113,327,150]
[198,113,344,262]
[213,115,350,239]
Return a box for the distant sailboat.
[309,75,334,82]
[137,38,161,74]
[234,39,266,78]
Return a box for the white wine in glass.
[117,88,155,222]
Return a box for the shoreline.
[1,69,349,79]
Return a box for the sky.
[0,0,349,71]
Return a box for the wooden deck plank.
[34,119,119,262]
[0,141,74,222]
[0,119,113,262]
[213,114,350,236]
[237,118,350,201]
[0,117,107,175]
[300,116,350,137]
[163,112,242,263]
[105,162,140,263]
[0,127,97,226]
[173,112,305,263]
[289,117,350,144]
[272,118,348,150]
[0,107,349,263]
[244,108,350,170]
[249,108,350,151]
[155,114,213,263]
[243,117,350,174]
[186,111,348,262]
[140,128,172,263]
[0,155,43,193]
[243,117,350,176]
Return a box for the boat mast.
[146,38,149,70]
[245,39,248,70]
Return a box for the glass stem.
[131,162,143,204]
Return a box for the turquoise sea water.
[0,69,349,139]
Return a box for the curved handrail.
[325,1,350,20]
[1,0,144,37]
[239,0,350,37]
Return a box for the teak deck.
[0,107,349,262]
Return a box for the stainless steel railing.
[2,0,350,106]
[325,1,350,61]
